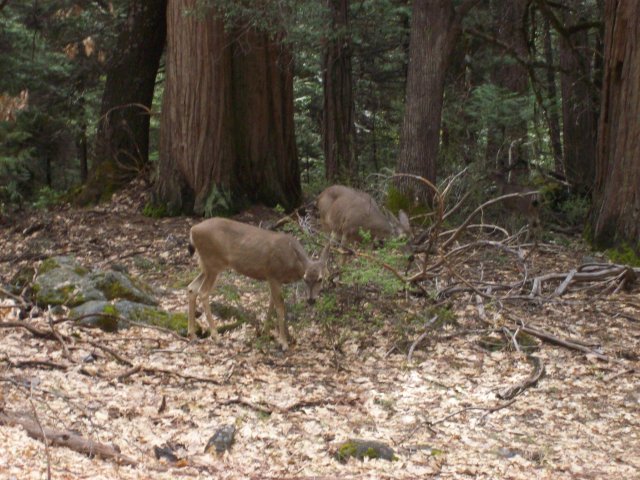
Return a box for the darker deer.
[316,185,411,247]
[489,171,541,238]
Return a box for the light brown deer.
[187,217,326,350]
[316,185,411,247]
[489,171,541,238]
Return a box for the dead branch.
[0,410,137,466]
[0,321,59,340]
[442,191,540,250]
[114,364,221,385]
[516,323,609,361]
[497,355,545,400]
[407,315,439,363]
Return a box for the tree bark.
[322,0,356,183]
[590,0,640,249]
[155,0,300,214]
[79,0,167,204]
[559,3,598,195]
[484,0,530,175]
[395,0,476,205]
[542,15,563,172]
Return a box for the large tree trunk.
[590,0,640,249]
[155,0,300,215]
[230,27,301,210]
[322,0,356,183]
[394,0,476,205]
[559,4,598,195]
[484,0,530,175]
[79,0,166,204]
[542,15,563,172]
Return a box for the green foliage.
[32,186,65,210]
[203,186,234,217]
[0,2,121,209]
[340,240,408,297]
[605,244,640,267]
[143,201,169,218]
[556,193,590,227]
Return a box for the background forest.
[1,1,640,479]
[1,0,638,253]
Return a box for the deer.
[488,171,541,239]
[316,185,412,248]
[187,217,326,351]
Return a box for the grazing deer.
[316,185,411,248]
[489,171,541,239]
[187,217,326,350]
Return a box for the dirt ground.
[1,182,639,479]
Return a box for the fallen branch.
[497,355,545,400]
[114,364,221,385]
[0,410,137,466]
[517,323,610,361]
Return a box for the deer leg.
[268,280,289,351]
[187,272,206,338]
[321,241,332,285]
[198,272,219,336]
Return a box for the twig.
[27,385,52,480]
[114,364,221,385]
[497,355,545,400]
[47,307,70,359]
[407,315,438,363]
[86,340,133,366]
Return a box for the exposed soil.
[1,181,639,479]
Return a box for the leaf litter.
[0,182,638,479]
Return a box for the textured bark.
[80,0,166,204]
[485,0,530,173]
[559,3,598,194]
[542,15,563,172]
[395,0,465,204]
[590,0,640,249]
[230,27,301,210]
[322,0,356,182]
[155,0,300,214]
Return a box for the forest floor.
[1,181,639,479]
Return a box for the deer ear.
[398,210,411,235]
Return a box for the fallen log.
[0,410,137,466]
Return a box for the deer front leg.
[268,280,289,351]
[187,272,206,339]
[198,272,219,337]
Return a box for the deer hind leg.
[198,272,219,335]
[268,280,289,351]
[187,272,206,338]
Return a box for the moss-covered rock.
[31,256,159,308]
[70,300,119,332]
[90,270,157,306]
[33,257,105,307]
[113,300,188,332]
[70,299,188,333]
[335,439,396,463]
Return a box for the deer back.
[317,185,411,243]
[489,172,541,225]
[190,218,309,284]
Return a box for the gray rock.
[205,425,236,454]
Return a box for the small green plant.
[605,244,640,267]
[143,201,169,218]
[203,186,233,217]
[32,186,64,210]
